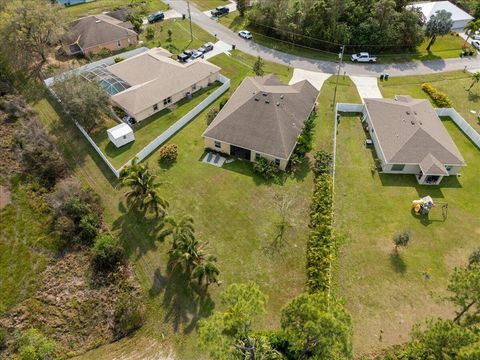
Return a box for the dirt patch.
[0,250,142,358]
[0,185,11,209]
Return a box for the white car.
[472,40,480,50]
[190,51,204,60]
[351,52,377,63]
[239,30,252,40]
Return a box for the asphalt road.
[164,0,480,76]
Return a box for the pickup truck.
[211,6,229,17]
[351,52,377,63]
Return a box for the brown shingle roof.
[364,96,465,166]
[108,48,221,114]
[203,75,319,159]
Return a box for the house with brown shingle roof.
[62,14,138,56]
[363,95,465,185]
[202,75,319,170]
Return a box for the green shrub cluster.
[306,173,335,293]
[91,234,125,272]
[158,143,178,164]
[421,83,453,108]
[14,328,56,360]
[253,157,279,179]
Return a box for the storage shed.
[107,123,134,148]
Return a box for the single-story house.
[363,95,465,185]
[107,122,134,148]
[57,0,94,6]
[202,74,319,170]
[407,1,474,30]
[105,48,221,122]
[105,7,134,22]
[62,14,138,56]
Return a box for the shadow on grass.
[149,266,215,334]
[379,173,462,198]
[389,250,407,274]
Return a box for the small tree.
[448,262,480,325]
[206,107,219,125]
[253,157,279,179]
[167,29,173,41]
[425,10,453,51]
[467,72,480,92]
[91,234,125,272]
[237,0,247,17]
[14,328,56,360]
[253,56,265,76]
[145,26,155,40]
[463,19,480,46]
[312,150,333,177]
[393,230,411,251]
[158,143,178,164]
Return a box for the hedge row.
[421,83,452,108]
[306,173,335,293]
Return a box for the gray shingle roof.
[203,75,319,159]
[364,96,465,167]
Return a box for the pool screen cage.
[82,63,130,96]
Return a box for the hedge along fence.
[421,83,453,108]
[306,173,335,293]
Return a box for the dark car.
[198,42,214,53]
[148,11,164,23]
[182,49,194,58]
[211,6,229,17]
[177,53,189,62]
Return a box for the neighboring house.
[107,123,135,148]
[407,1,474,29]
[102,48,221,122]
[105,7,134,22]
[57,0,94,6]
[202,75,319,170]
[62,14,138,56]
[363,95,465,185]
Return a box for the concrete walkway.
[350,76,383,102]
[163,0,480,77]
[289,69,331,90]
[142,9,182,25]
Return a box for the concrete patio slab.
[202,152,226,167]
[289,69,331,90]
[350,76,383,102]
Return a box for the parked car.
[122,115,136,125]
[239,30,252,39]
[148,11,164,23]
[211,6,229,17]
[191,51,204,60]
[183,49,194,58]
[177,53,189,62]
[472,40,480,50]
[472,33,480,40]
[198,42,214,53]
[351,52,377,63]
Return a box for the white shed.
[107,123,135,148]
[407,1,474,30]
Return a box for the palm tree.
[467,71,480,92]
[464,19,480,46]
[165,215,195,248]
[169,236,206,275]
[120,159,169,216]
[192,255,220,288]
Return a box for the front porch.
[416,173,444,185]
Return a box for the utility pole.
[187,1,193,43]
[332,45,345,107]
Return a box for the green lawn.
[190,0,229,11]
[380,70,480,132]
[90,83,221,168]
[62,0,167,19]
[321,77,480,356]
[219,11,470,63]
[34,51,305,359]
[141,18,216,53]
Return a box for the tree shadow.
[389,250,407,274]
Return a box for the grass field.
[62,0,167,18]
[317,76,480,355]
[34,50,301,359]
[219,11,470,63]
[90,83,221,168]
[141,18,216,53]
[380,70,480,132]
[190,0,230,11]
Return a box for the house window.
[445,166,452,172]
[391,164,405,171]
[163,97,172,106]
[123,135,127,139]
[214,141,221,149]
[275,159,281,166]
[192,83,197,91]
[153,104,158,111]
[255,153,261,160]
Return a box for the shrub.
[219,98,228,110]
[206,107,219,125]
[421,83,453,107]
[14,328,56,360]
[158,143,178,164]
[468,248,480,266]
[91,234,125,272]
[393,230,411,250]
[113,57,124,63]
[295,112,316,156]
[253,157,279,179]
[145,27,155,40]
[97,48,113,59]
[287,152,303,174]
[113,291,145,339]
[312,150,333,176]
[0,327,7,349]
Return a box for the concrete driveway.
[202,1,237,18]
[350,76,383,102]
[142,9,182,25]
[289,69,331,90]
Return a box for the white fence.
[123,74,231,170]
[435,108,480,149]
[336,103,365,113]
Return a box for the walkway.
[163,0,480,77]
[289,69,331,90]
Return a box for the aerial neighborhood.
[1,0,480,359]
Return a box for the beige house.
[363,96,466,185]
[202,75,319,170]
[106,48,221,122]
[62,14,138,56]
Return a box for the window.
[123,135,127,139]
[192,83,197,91]
[163,97,172,106]
[153,104,158,111]
[255,153,261,160]
[391,164,405,171]
[117,40,121,48]
[214,141,221,149]
[275,159,281,166]
[445,166,452,172]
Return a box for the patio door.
[230,145,251,161]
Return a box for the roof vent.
[262,92,268,97]
[406,111,410,115]
[96,20,101,23]
[254,97,259,101]
[411,120,415,125]
[280,95,284,99]
[265,99,270,104]
[276,102,280,106]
